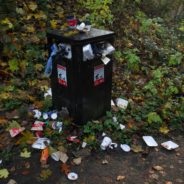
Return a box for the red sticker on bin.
[57,65,67,87]
[94,64,104,86]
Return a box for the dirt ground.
[1,132,184,184]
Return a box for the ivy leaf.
[16,131,35,145]
[8,59,19,72]
[147,112,162,124]
[38,169,52,181]
[20,148,31,158]
[7,120,21,131]
[0,168,9,179]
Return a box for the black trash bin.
[47,28,115,123]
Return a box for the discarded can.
[67,15,77,29]
[67,172,78,181]
[40,147,49,163]
[100,136,112,150]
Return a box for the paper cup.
[100,137,112,150]
[51,151,61,161]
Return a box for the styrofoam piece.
[120,144,131,152]
[119,124,125,130]
[116,98,128,109]
[142,136,158,147]
[32,138,50,149]
[67,172,78,180]
[111,99,115,106]
[82,142,87,148]
[33,109,42,119]
[161,141,179,150]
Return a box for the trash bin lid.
[47,28,115,45]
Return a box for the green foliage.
[124,49,140,71]
[144,81,158,95]
[79,0,113,26]
[147,112,162,124]
[168,52,183,66]
[3,98,22,110]
[8,58,19,72]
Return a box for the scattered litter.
[142,136,158,147]
[59,152,69,163]
[51,151,61,161]
[116,98,128,109]
[109,143,118,149]
[120,144,131,152]
[52,121,63,132]
[102,132,106,137]
[43,113,49,120]
[40,147,49,166]
[67,136,80,143]
[116,175,125,181]
[112,116,118,123]
[51,112,58,120]
[111,99,115,106]
[153,165,164,171]
[20,148,31,158]
[83,44,94,61]
[73,157,82,165]
[82,141,87,148]
[31,121,44,131]
[33,109,42,119]
[44,88,52,98]
[101,56,110,65]
[67,172,78,181]
[32,138,50,149]
[100,136,112,150]
[102,159,109,164]
[7,179,17,184]
[161,141,179,150]
[102,43,115,56]
[9,127,25,137]
[76,22,85,31]
[119,124,125,130]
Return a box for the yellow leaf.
[50,20,57,29]
[34,11,47,20]
[28,2,38,11]
[1,18,13,28]
[35,64,44,72]
[26,25,35,33]
[0,169,9,179]
[159,125,169,134]
[20,148,31,158]
[16,7,25,15]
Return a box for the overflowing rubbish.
[32,138,51,149]
[100,136,112,150]
[9,127,25,137]
[116,98,129,109]
[52,121,63,132]
[43,113,49,120]
[142,136,158,147]
[50,112,58,120]
[120,144,131,152]
[83,44,94,61]
[59,152,69,163]
[161,141,179,150]
[31,121,44,131]
[40,147,49,166]
[58,43,72,59]
[67,15,77,29]
[33,109,42,119]
[44,88,52,98]
[76,21,91,32]
[67,172,78,181]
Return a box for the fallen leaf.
[102,159,109,164]
[73,157,82,165]
[0,168,9,179]
[28,2,38,11]
[61,163,70,175]
[131,145,143,153]
[117,175,125,181]
[7,179,17,184]
[16,131,35,145]
[38,169,52,181]
[153,165,164,171]
[159,125,170,134]
[20,148,31,158]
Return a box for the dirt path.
[1,133,184,184]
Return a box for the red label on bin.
[94,64,104,86]
[57,65,67,87]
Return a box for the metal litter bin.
[47,28,115,123]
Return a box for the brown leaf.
[153,165,164,171]
[72,157,82,165]
[61,163,70,175]
[116,175,125,181]
[131,145,143,153]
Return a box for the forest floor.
[1,132,184,184]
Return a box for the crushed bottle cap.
[67,172,78,180]
[120,144,131,152]
[33,109,42,119]
[51,112,57,120]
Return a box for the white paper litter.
[120,144,131,152]
[82,142,87,148]
[161,141,179,150]
[101,56,110,65]
[119,124,125,130]
[32,138,50,149]
[67,172,78,181]
[111,100,115,106]
[44,88,52,98]
[116,98,128,109]
[142,136,158,147]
